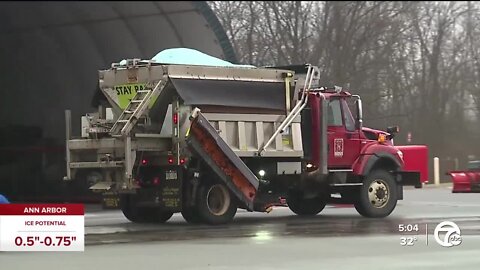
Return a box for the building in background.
[0,1,236,202]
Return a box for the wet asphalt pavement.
[2,185,480,269]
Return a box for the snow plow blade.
[186,108,259,211]
[447,171,480,193]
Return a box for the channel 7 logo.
[434,221,462,247]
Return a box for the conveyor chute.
[187,109,259,211]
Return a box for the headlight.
[258,170,266,177]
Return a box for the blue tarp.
[0,194,9,204]
[119,48,255,68]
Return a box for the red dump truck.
[64,61,428,225]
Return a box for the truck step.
[69,161,124,169]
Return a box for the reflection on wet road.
[85,187,480,245]
[2,186,480,270]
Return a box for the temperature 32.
[400,236,418,246]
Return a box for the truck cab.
[325,91,363,168]
[290,85,427,218]
[305,89,400,171]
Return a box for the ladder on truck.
[110,79,167,137]
[258,64,318,155]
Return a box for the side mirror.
[353,95,363,130]
[386,126,400,139]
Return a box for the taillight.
[141,159,148,165]
[168,156,174,164]
[180,158,186,165]
[173,112,178,125]
[153,177,160,185]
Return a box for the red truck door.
[327,98,362,168]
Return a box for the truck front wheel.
[354,170,398,218]
[287,190,327,216]
[120,194,173,223]
[196,182,237,225]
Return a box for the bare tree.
[209,1,480,164]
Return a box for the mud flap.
[395,171,422,189]
[187,109,259,211]
[102,191,121,209]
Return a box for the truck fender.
[354,152,402,177]
[353,152,404,200]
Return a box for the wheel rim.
[367,179,390,208]
[206,184,230,216]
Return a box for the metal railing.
[258,64,319,156]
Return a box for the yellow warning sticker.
[114,83,146,108]
[114,83,157,109]
[282,137,291,146]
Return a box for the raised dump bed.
[187,109,259,210]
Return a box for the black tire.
[142,208,174,223]
[119,194,143,222]
[196,182,237,225]
[287,190,327,216]
[354,170,398,218]
[120,194,173,223]
[181,206,203,224]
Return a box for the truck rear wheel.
[181,206,203,224]
[354,170,398,218]
[120,194,173,223]
[287,190,327,216]
[196,182,237,225]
